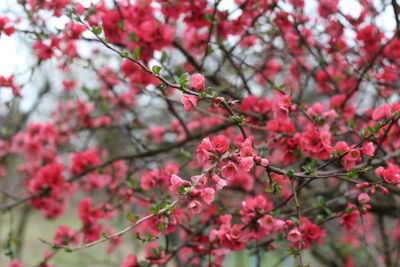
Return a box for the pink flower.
[9,259,23,267]
[54,225,79,246]
[375,164,400,183]
[288,228,302,242]
[200,187,215,204]
[273,93,293,119]
[121,254,139,267]
[212,174,227,190]
[141,172,156,190]
[239,157,254,172]
[258,215,279,233]
[220,162,238,179]
[196,137,213,164]
[300,218,326,247]
[188,200,203,214]
[362,142,375,157]
[260,158,269,166]
[165,161,179,175]
[169,174,189,193]
[62,79,77,92]
[300,127,332,160]
[240,144,254,158]
[348,149,361,160]
[318,0,339,17]
[358,193,370,204]
[0,17,15,36]
[191,74,206,91]
[334,141,349,154]
[212,135,230,153]
[372,104,392,121]
[340,204,360,230]
[212,215,246,251]
[70,151,101,176]
[180,94,198,112]
[343,149,361,171]
[148,126,165,143]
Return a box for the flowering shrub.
[0,0,400,266]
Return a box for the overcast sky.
[0,0,396,112]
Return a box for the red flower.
[212,135,230,153]
[191,74,206,91]
[300,127,332,160]
[180,94,198,111]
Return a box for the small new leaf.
[205,14,217,23]
[101,232,108,239]
[152,65,161,75]
[177,185,186,195]
[126,213,139,222]
[92,26,102,35]
[160,51,168,63]
[180,73,189,87]
[286,169,295,177]
[373,122,381,132]
[120,51,129,58]
[316,195,326,208]
[133,46,140,60]
[128,32,137,42]
[347,168,358,179]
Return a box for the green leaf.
[232,115,246,124]
[157,222,166,231]
[120,51,129,58]
[92,26,103,35]
[361,129,367,138]
[373,122,381,132]
[316,214,325,224]
[128,32,137,42]
[206,45,214,55]
[347,168,358,179]
[274,183,282,191]
[101,232,108,239]
[126,213,139,222]
[160,51,168,63]
[323,207,333,216]
[177,185,186,195]
[133,46,140,60]
[149,203,162,215]
[173,75,180,84]
[180,148,191,158]
[310,159,318,168]
[152,65,161,75]
[288,246,300,255]
[316,195,325,208]
[180,72,189,87]
[205,13,216,23]
[286,169,295,177]
[264,187,273,193]
[151,247,159,257]
[198,91,207,99]
[64,247,73,253]
[348,117,355,127]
